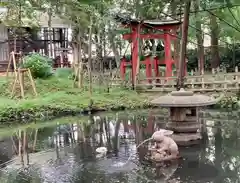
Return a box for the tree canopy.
[1,0,240,69]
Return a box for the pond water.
[0,109,239,183]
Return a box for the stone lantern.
[151,88,217,146]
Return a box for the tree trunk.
[171,1,180,73]
[177,0,191,90]
[72,28,84,88]
[77,32,83,65]
[109,30,120,67]
[97,30,104,84]
[48,8,53,58]
[210,13,220,69]
[88,17,93,95]
[194,0,204,73]
[72,30,82,69]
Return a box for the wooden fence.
[81,66,240,92]
[109,67,240,92]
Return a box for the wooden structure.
[53,48,71,68]
[109,67,240,93]
[6,51,37,98]
[143,67,240,92]
[0,12,71,72]
[115,16,186,84]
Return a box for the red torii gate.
[118,19,187,84]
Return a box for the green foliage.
[215,95,240,109]
[22,53,53,79]
[187,44,240,71]
[55,68,73,78]
[115,28,131,34]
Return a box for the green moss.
[0,76,153,123]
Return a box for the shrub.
[22,53,53,78]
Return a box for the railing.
[110,67,240,92]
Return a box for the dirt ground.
[0,72,7,76]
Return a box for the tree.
[194,0,204,72]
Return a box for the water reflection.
[0,110,239,182]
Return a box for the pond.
[0,109,239,183]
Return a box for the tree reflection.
[1,111,240,183]
[113,118,121,154]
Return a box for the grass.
[0,74,153,122]
[0,67,236,123]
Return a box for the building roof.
[114,14,182,27]
[38,12,70,28]
[143,19,182,26]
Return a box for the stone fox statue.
[150,129,179,162]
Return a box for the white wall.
[0,24,9,61]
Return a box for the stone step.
[171,133,202,146]
[167,122,200,133]
[170,116,198,122]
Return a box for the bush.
[216,95,239,109]
[22,53,53,78]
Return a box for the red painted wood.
[119,21,183,82]
[123,33,177,40]
[121,23,180,31]
[131,26,138,84]
[153,57,160,83]
[145,25,180,30]
[145,57,152,83]
[120,58,126,80]
[164,32,172,77]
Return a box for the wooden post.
[223,74,227,90]
[27,68,38,96]
[164,30,172,77]
[60,52,63,68]
[18,69,24,98]
[131,25,139,87]
[6,52,13,78]
[11,68,37,98]
[235,66,238,89]
[6,51,18,78]
[212,68,216,90]
[201,69,205,89]
[190,70,194,89]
